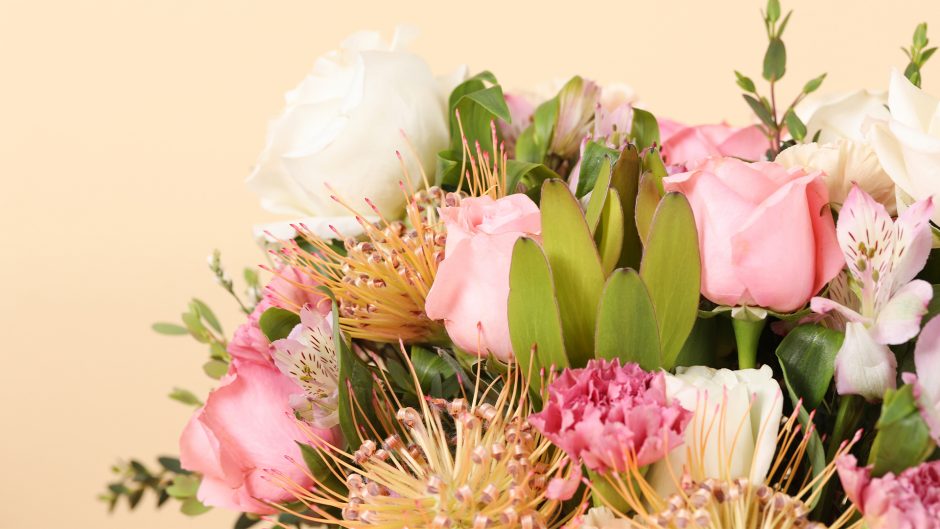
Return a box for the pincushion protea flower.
[566,405,863,529]
[269,360,581,529]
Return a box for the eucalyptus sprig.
[736,0,827,155]
[152,297,231,380]
[903,22,937,88]
[99,457,210,516]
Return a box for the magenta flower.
[837,455,940,529]
[528,359,691,473]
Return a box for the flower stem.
[733,316,766,369]
[827,394,865,462]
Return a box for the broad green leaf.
[508,237,568,387]
[258,307,301,342]
[411,345,455,397]
[630,108,660,151]
[334,303,379,447]
[869,385,935,476]
[297,442,345,494]
[180,497,211,516]
[610,145,642,270]
[635,173,662,246]
[775,324,843,409]
[516,96,560,164]
[202,359,228,379]
[166,475,200,498]
[152,322,188,335]
[168,387,203,407]
[763,38,787,82]
[674,317,720,368]
[640,193,701,369]
[505,160,560,201]
[595,268,661,370]
[575,141,620,198]
[191,299,222,334]
[585,156,613,232]
[595,189,624,276]
[540,180,606,367]
[784,110,807,142]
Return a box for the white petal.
[835,322,898,400]
[889,195,935,288]
[888,69,940,133]
[870,279,932,345]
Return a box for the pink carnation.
[529,359,691,473]
[837,455,940,529]
[228,266,327,365]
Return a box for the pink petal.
[836,454,872,511]
[810,296,866,323]
[870,279,933,344]
[835,322,898,400]
[837,185,895,284]
[891,195,935,288]
[906,316,940,443]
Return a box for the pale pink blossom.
[528,359,691,473]
[837,455,940,529]
[812,185,934,400]
[902,316,940,444]
[425,194,541,360]
[659,118,770,168]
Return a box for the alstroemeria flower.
[837,455,940,529]
[902,316,940,444]
[811,185,934,400]
[528,359,691,473]
[272,305,340,429]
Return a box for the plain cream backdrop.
[1,0,938,527]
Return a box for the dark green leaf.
[775,324,842,409]
[258,307,301,342]
[158,456,186,474]
[610,145,643,270]
[630,108,660,151]
[595,268,661,370]
[743,94,775,128]
[763,38,787,82]
[575,141,620,198]
[505,160,560,200]
[234,513,261,529]
[334,305,379,447]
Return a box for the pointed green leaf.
[595,268,661,370]
[585,157,613,233]
[802,73,827,95]
[610,144,642,269]
[763,37,787,82]
[258,307,300,342]
[784,110,807,142]
[775,324,842,409]
[735,70,756,93]
[191,299,222,334]
[168,387,203,407]
[869,385,935,476]
[575,141,620,198]
[508,237,568,387]
[334,304,379,447]
[595,189,625,276]
[505,160,559,200]
[743,94,775,128]
[630,108,660,151]
[540,180,606,367]
[636,172,662,246]
[152,322,188,335]
[640,193,701,369]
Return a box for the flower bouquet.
[104,3,940,528]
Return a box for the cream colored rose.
[798,89,888,143]
[869,70,940,226]
[247,26,453,238]
[776,139,896,212]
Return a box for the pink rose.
[228,266,327,365]
[663,157,843,312]
[659,118,770,168]
[179,361,339,514]
[424,194,541,360]
[837,455,940,529]
[529,359,690,473]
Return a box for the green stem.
[733,316,766,369]
[587,468,646,514]
[827,394,865,462]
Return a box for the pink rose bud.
[663,157,843,312]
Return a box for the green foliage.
[595,189,625,276]
[902,22,936,87]
[629,108,660,151]
[168,387,203,407]
[595,269,661,370]
[775,324,842,409]
[575,142,620,199]
[258,307,301,342]
[100,457,193,514]
[639,193,701,369]
[297,442,345,494]
[869,384,936,476]
[333,303,381,448]
[154,295,232,382]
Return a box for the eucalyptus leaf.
[166,475,200,499]
[595,268,661,370]
[743,94,775,128]
[180,497,211,516]
[202,359,228,379]
[763,37,787,82]
[168,387,203,407]
[191,299,222,334]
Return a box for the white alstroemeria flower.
[811,185,934,400]
[869,70,940,226]
[272,306,340,428]
[902,316,940,444]
[247,26,458,240]
[647,365,783,499]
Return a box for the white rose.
[647,365,783,498]
[247,26,454,239]
[776,139,896,212]
[798,89,888,143]
[869,70,940,226]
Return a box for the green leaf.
[234,513,261,529]
[630,108,660,151]
[869,385,936,476]
[784,109,807,142]
[152,322,188,335]
[505,160,560,200]
[763,37,787,82]
[508,237,569,387]
[639,193,701,370]
[610,145,642,270]
[158,456,186,474]
[585,156,614,233]
[775,324,842,410]
[802,73,827,95]
[181,311,208,342]
[191,299,222,334]
[914,22,928,49]
[180,497,211,516]
[575,141,620,198]
[595,189,625,276]
[743,94,775,128]
[297,442,345,494]
[635,172,662,247]
[411,345,455,397]
[166,475,200,499]
[516,96,561,164]
[202,359,228,379]
[258,307,301,342]
[595,268,661,370]
[168,387,203,407]
[334,305,379,447]
[540,180,606,367]
[766,0,780,23]
[734,70,756,93]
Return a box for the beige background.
[2,0,938,527]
